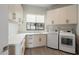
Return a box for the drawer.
[25,41,33,45]
[26,35,34,39]
[27,37,33,39]
[26,39,33,43]
[26,42,33,48]
[26,42,33,44]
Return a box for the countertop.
[18,32,48,35]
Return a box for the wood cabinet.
[25,34,46,48]
[25,35,35,48]
[39,34,46,46]
[47,5,77,25]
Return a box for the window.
[26,14,36,23]
[26,14,45,30]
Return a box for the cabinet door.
[47,11,53,25]
[51,9,60,24]
[65,5,77,24]
[57,7,67,24]
[47,7,66,25]
[33,35,40,47]
[39,34,46,46]
[47,9,60,25]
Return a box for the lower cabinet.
[39,34,47,46]
[25,34,46,48]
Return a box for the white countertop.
[18,32,48,35]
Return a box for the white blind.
[26,14,44,23]
[36,15,44,23]
[26,14,36,23]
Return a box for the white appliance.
[59,31,76,54]
[47,31,59,49]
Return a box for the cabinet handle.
[52,20,54,24]
[39,38,41,42]
[66,19,69,24]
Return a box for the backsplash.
[47,24,77,33]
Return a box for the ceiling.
[27,4,54,8]
[22,4,72,10]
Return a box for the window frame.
[26,14,45,30]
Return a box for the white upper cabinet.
[47,5,77,25]
[65,5,77,24]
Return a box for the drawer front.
[26,38,33,43]
[26,42,33,48]
[27,35,34,39]
[26,35,34,44]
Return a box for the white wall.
[0,5,8,54]
[8,22,18,44]
[76,5,79,36]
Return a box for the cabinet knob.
[66,19,69,24]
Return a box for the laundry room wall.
[76,4,79,54]
[22,5,47,32]
[0,5,8,54]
